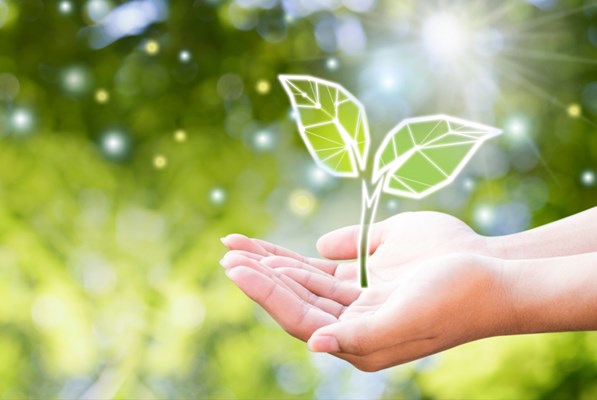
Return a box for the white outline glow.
[278,74,370,178]
[373,114,502,199]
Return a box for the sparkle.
[326,57,339,70]
[581,170,595,187]
[567,103,581,118]
[95,89,109,103]
[174,129,187,142]
[254,130,274,150]
[58,0,73,14]
[474,205,494,226]
[463,177,475,191]
[422,13,469,62]
[289,189,316,216]
[210,187,227,204]
[255,79,271,95]
[101,131,127,157]
[153,155,167,169]
[11,109,33,131]
[144,40,160,55]
[179,49,191,62]
[386,199,399,212]
[62,67,89,93]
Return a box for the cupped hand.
[221,247,511,372]
[221,211,493,285]
[302,253,511,371]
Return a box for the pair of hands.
[220,212,515,372]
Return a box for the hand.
[304,253,510,371]
[221,250,511,372]
[222,211,493,285]
[317,211,494,283]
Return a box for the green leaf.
[373,115,502,199]
[278,75,370,178]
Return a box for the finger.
[261,255,329,277]
[221,253,345,317]
[277,267,361,306]
[219,250,262,268]
[252,238,338,274]
[316,221,387,260]
[277,273,346,318]
[221,234,268,256]
[227,267,337,341]
[334,262,358,281]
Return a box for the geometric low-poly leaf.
[373,115,502,199]
[278,75,370,178]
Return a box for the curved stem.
[358,179,382,288]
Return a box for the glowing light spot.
[326,57,339,70]
[144,40,159,55]
[95,89,109,103]
[179,49,191,62]
[422,13,468,62]
[504,115,531,142]
[463,177,475,191]
[567,103,582,118]
[101,131,127,157]
[11,109,33,131]
[62,66,90,94]
[581,170,596,187]
[254,130,274,151]
[153,154,167,169]
[309,166,330,187]
[474,205,494,226]
[174,129,187,142]
[382,75,395,90]
[58,0,73,14]
[86,0,112,23]
[386,199,399,212]
[210,187,227,204]
[289,190,316,216]
[255,79,271,94]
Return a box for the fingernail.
[220,236,230,247]
[219,253,233,268]
[308,334,340,353]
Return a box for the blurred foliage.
[0,0,596,398]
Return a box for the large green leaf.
[373,115,501,199]
[278,75,370,178]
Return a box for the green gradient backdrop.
[0,0,596,398]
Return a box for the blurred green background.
[0,0,596,398]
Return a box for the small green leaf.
[374,115,501,199]
[278,75,370,178]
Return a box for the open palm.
[221,249,506,371]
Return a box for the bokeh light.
[144,39,160,55]
[58,1,73,14]
[1,1,597,398]
[153,154,167,169]
[255,79,271,94]
[289,189,316,216]
[210,187,227,205]
[94,88,109,103]
[100,130,128,158]
[174,129,187,142]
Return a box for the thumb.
[316,221,387,260]
[307,316,382,356]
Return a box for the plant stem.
[358,179,382,288]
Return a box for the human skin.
[220,207,597,371]
[223,207,597,284]
[221,249,597,371]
